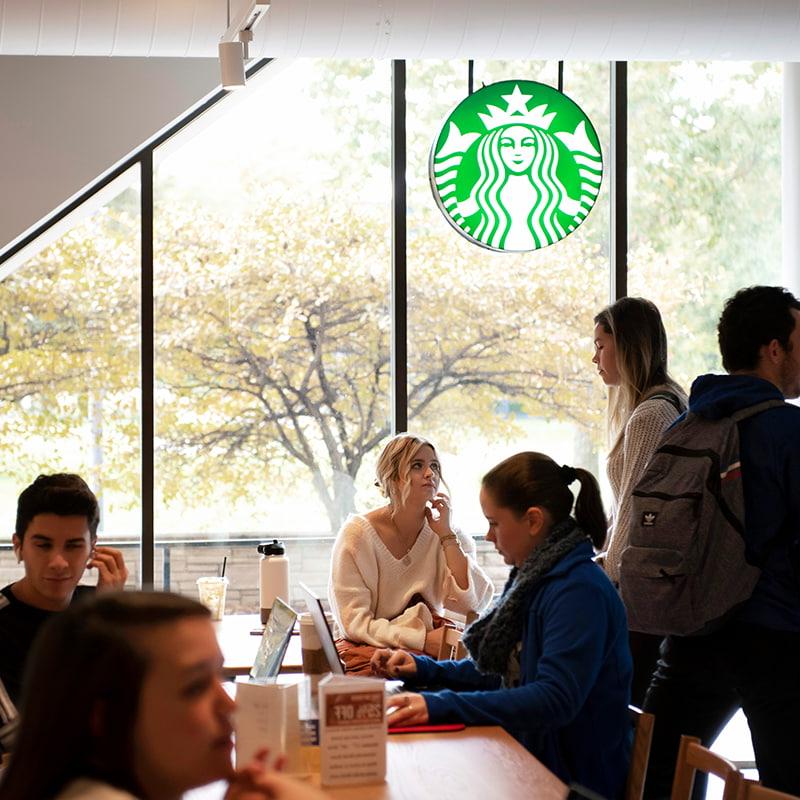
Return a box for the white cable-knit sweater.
[328,514,494,651]
[605,389,685,585]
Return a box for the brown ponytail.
[481,453,606,550]
[572,467,607,549]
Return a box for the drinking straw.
[221,556,227,578]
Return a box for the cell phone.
[388,723,465,734]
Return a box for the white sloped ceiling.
[1,0,800,60]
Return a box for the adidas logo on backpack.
[619,399,783,636]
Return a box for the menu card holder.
[234,680,307,777]
[319,674,386,787]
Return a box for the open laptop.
[299,582,345,675]
[248,596,298,682]
[299,582,404,693]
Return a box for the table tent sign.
[430,80,603,252]
[319,674,387,787]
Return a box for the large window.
[0,172,141,586]
[0,58,783,610]
[153,61,392,609]
[628,62,782,388]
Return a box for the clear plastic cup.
[196,576,229,620]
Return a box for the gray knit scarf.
[462,517,589,687]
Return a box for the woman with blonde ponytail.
[593,297,686,704]
[371,452,631,800]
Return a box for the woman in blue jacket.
[373,452,632,799]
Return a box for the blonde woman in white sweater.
[593,297,686,705]
[328,434,493,673]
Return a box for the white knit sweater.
[328,514,494,651]
[55,779,138,800]
[605,390,685,584]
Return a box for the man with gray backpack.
[623,286,800,799]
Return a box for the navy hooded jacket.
[688,373,800,631]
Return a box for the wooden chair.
[436,625,466,660]
[625,706,655,800]
[435,611,477,660]
[743,780,800,800]
[670,735,744,800]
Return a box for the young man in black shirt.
[0,473,128,707]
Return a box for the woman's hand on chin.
[425,493,453,538]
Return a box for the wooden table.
[209,620,567,799]
[214,613,303,677]
[188,726,567,800]
[322,725,566,800]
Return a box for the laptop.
[248,596,298,682]
[299,582,345,675]
[298,582,404,693]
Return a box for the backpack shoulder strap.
[730,398,786,423]
[646,391,686,415]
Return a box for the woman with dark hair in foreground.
[0,591,328,800]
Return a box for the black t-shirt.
[0,584,95,706]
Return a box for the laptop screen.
[249,596,297,682]
[299,582,345,675]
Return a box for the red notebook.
[388,723,466,734]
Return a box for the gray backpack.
[619,399,784,636]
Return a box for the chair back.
[670,735,744,800]
[744,780,800,800]
[436,611,478,660]
[625,705,655,800]
[436,626,466,660]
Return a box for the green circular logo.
[430,80,603,252]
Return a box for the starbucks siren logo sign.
[430,80,603,252]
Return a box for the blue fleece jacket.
[688,373,800,631]
[410,541,632,799]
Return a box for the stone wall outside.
[0,536,508,613]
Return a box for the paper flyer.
[319,675,386,787]
[234,679,306,776]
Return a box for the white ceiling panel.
[113,0,158,57]
[37,0,80,55]
[458,2,516,61]
[374,0,434,59]
[150,0,197,56]
[335,0,382,58]
[2,0,800,59]
[1,0,43,54]
[74,0,125,57]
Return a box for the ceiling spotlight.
[219,40,246,90]
[218,1,271,90]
